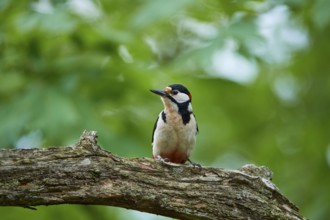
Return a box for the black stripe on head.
[166,84,192,105]
[168,84,190,96]
[167,84,193,125]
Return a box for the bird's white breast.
[152,110,197,162]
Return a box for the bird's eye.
[172,90,178,95]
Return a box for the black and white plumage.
[150,84,199,165]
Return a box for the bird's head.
[150,84,192,112]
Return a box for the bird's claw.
[187,158,202,170]
[155,156,183,167]
[155,156,202,170]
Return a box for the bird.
[150,84,200,167]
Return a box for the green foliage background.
[1,0,329,219]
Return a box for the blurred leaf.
[313,0,330,29]
[130,0,193,29]
[0,0,10,10]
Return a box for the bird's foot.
[187,158,202,170]
[155,155,182,167]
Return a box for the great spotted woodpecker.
[150,84,200,167]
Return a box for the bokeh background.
[1,0,329,219]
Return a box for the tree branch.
[0,131,305,220]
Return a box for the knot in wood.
[77,130,100,152]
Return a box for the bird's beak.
[150,89,167,97]
[150,87,172,97]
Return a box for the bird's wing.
[151,116,159,143]
[193,113,199,135]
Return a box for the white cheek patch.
[173,93,190,103]
[188,102,193,112]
